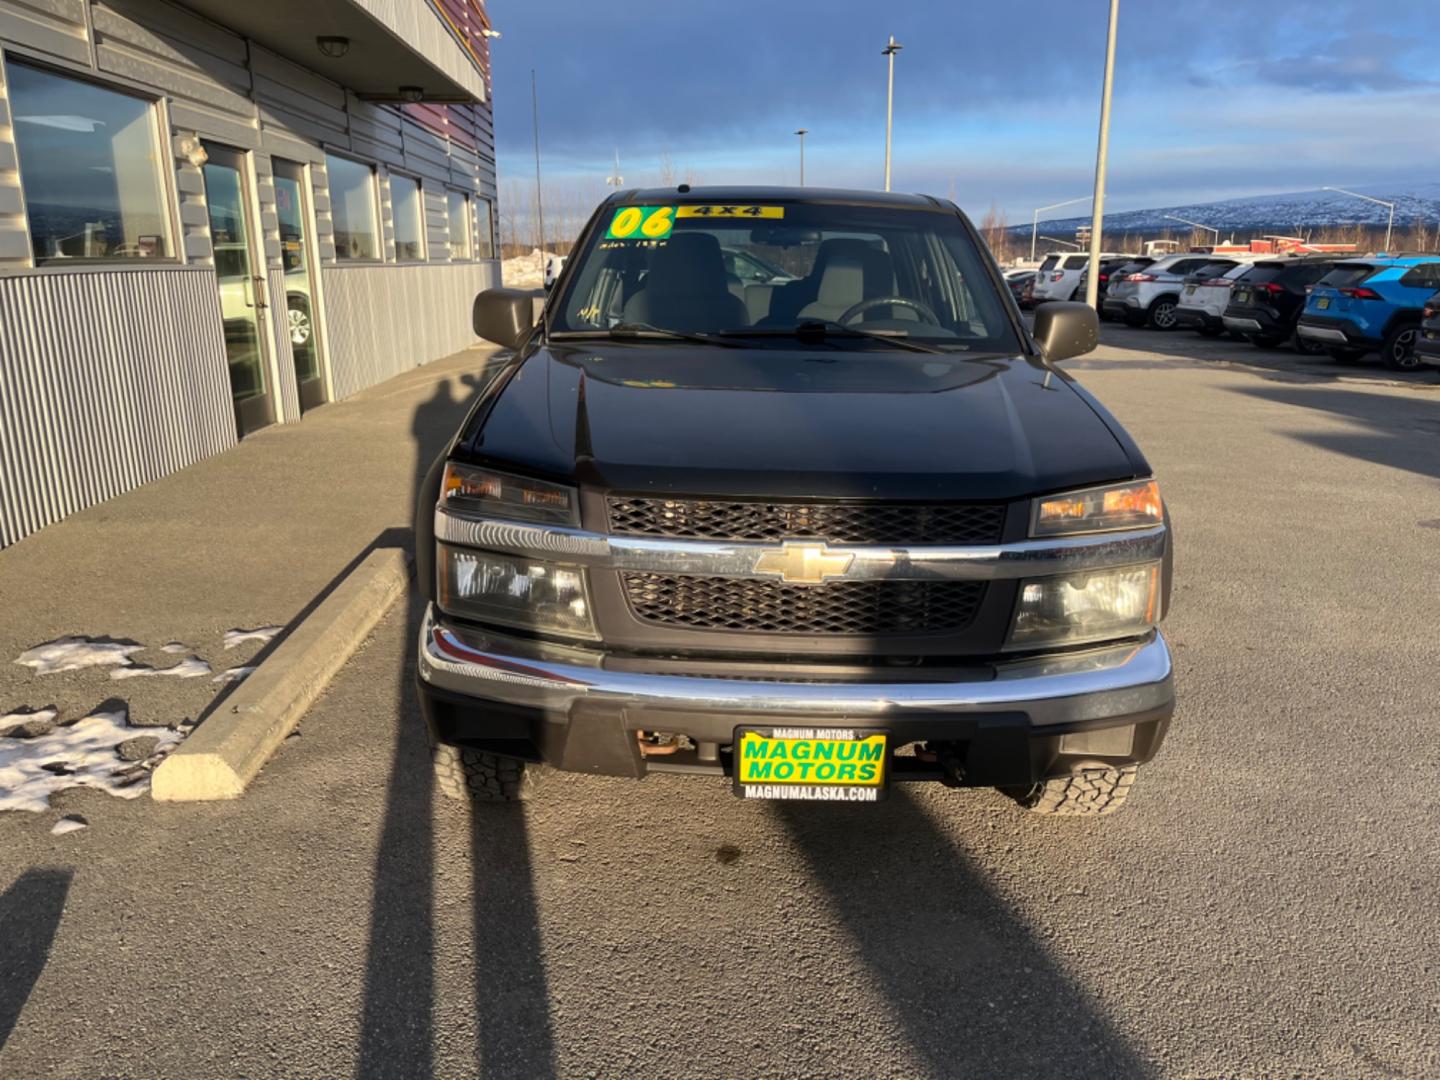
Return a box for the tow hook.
[920,742,967,787]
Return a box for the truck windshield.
[553,200,1021,353]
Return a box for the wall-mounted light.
[176,134,208,168]
[398,86,424,103]
[316,36,350,59]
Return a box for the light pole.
[882,36,901,191]
[1323,185,1396,253]
[1031,197,1091,262]
[794,128,807,186]
[1083,0,1119,311]
[1163,214,1220,243]
[531,69,545,256]
[605,148,623,189]
[1038,235,1085,251]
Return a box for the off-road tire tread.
[1011,765,1137,816]
[432,744,533,802]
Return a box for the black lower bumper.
[1296,314,1381,351]
[416,607,1176,789]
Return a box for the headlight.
[1032,479,1162,537]
[437,544,597,638]
[442,463,579,527]
[1009,564,1159,647]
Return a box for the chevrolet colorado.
[414,187,1175,815]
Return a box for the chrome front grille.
[620,573,986,636]
[605,497,1006,546]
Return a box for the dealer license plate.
[733,727,887,802]
[1234,289,1250,304]
[1184,284,1196,295]
[1317,296,1331,309]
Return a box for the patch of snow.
[213,665,255,684]
[160,642,190,654]
[2,706,59,730]
[110,656,213,680]
[15,636,144,675]
[51,814,88,835]
[223,625,282,649]
[502,248,563,291]
[0,707,183,813]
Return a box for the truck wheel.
[432,743,535,802]
[1146,297,1179,330]
[1381,324,1421,371]
[1005,765,1137,816]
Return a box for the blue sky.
[486,0,1440,228]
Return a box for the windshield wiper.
[549,322,756,348]
[720,321,947,354]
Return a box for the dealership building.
[0,0,500,547]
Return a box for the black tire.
[1122,310,1146,328]
[1146,296,1179,330]
[1326,347,1366,364]
[1196,323,1224,337]
[1006,765,1137,816]
[432,742,535,802]
[1291,330,1326,355]
[1381,324,1421,371]
[1249,334,1286,349]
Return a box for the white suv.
[1174,262,1254,336]
[1102,253,1239,329]
[1031,252,1121,303]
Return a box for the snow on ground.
[502,249,547,289]
[110,655,213,680]
[212,665,255,684]
[2,707,59,736]
[51,815,87,835]
[223,625,283,649]
[15,636,144,675]
[160,641,190,654]
[0,706,184,813]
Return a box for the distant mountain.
[1007,182,1440,239]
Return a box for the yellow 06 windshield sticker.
[606,205,676,240]
[677,205,785,220]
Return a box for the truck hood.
[465,343,1138,501]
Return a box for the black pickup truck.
[415,187,1174,816]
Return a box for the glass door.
[202,144,272,436]
[273,160,326,412]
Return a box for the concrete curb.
[152,548,410,801]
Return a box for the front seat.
[797,243,907,323]
[622,233,749,331]
[763,238,892,326]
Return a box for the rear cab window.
[1062,255,1089,270]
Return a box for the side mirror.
[1032,301,1099,362]
[472,288,537,350]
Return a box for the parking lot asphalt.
[3,324,1439,1079]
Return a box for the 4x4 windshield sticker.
[606,206,676,240]
[677,205,785,219]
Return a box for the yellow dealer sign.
[736,730,887,787]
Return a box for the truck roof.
[607,185,945,211]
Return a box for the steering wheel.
[837,296,941,326]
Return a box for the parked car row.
[1015,247,1440,371]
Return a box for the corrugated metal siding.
[322,260,496,401]
[0,268,234,547]
[266,266,301,422]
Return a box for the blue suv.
[1297,256,1440,370]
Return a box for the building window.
[325,153,379,260]
[7,61,171,262]
[446,190,471,260]
[389,173,424,261]
[476,197,495,260]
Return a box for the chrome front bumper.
[417,604,1174,731]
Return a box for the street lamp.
[1163,214,1220,243]
[882,36,901,192]
[1083,0,1119,311]
[1031,197,1091,262]
[794,128,808,186]
[1323,186,1396,254]
[1038,235,1084,251]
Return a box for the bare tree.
[657,149,677,186]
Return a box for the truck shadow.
[355,355,554,1079]
[774,790,1148,1078]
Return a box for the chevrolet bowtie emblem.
[753,542,854,584]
